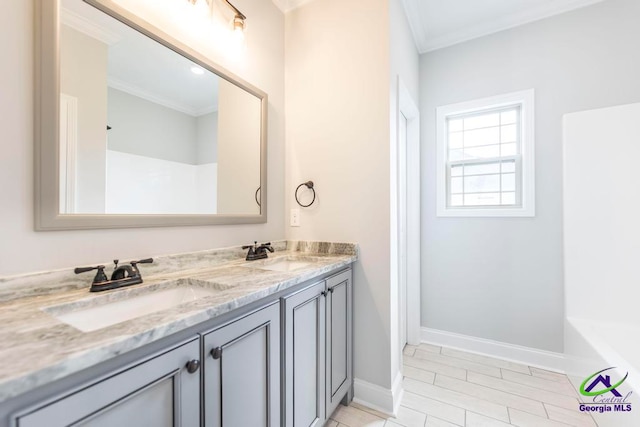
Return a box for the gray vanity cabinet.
[282,281,326,427]
[6,267,353,427]
[15,338,200,427]
[282,269,353,427]
[325,270,353,418]
[202,302,280,427]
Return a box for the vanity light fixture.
[188,0,246,39]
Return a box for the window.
[436,90,535,217]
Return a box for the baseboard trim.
[391,370,404,416]
[420,327,566,373]
[353,371,403,417]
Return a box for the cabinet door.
[16,338,200,427]
[282,281,326,427]
[203,302,280,427]
[325,270,353,418]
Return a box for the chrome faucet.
[242,241,274,261]
[74,258,154,292]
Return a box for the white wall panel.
[105,150,217,214]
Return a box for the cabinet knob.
[185,359,200,374]
[210,347,223,359]
[328,287,334,293]
[321,291,327,297]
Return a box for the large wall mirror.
[35,0,267,230]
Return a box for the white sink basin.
[252,259,312,272]
[46,285,219,332]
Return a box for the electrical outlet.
[290,208,300,227]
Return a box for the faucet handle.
[128,258,153,278]
[74,265,105,274]
[242,241,258,250]
[74,265,108,284]
[258,242,274,253]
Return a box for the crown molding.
[108,77,217,117]
[271,0,317,13]
[404,0,605,54]
[270,0,286,13]
[400,0,428,53]
[60,7,122,46]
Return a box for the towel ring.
[295,181,316,207]
[255,187,261,207]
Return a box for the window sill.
[436,206,535,218]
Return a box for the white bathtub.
[565,317,640,427]
[564,104,640,426]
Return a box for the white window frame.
[436,89,535,217]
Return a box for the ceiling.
[401,0,605,53]
[62,0,219,117]
[271,0,314,13]
[65,0,608,89]
[272,0,605,52]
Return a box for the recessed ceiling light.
[191,66,205,75]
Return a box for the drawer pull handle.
[186,359,200,374]
[211,347,223,359]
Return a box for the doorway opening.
[397,78,421,351]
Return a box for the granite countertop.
[0,241,357,402]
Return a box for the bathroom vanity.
[0,241,356,427]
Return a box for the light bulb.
[233,26,245,43]
[232,15,245,43]
[193,0,210,18]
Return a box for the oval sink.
[44,281,222,332]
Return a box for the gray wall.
[108,88,218,165]
[216,79,261,215]
[285,0,393,391]
[60,25,108,213]
[420,0,640,352]
[196,111,218,164]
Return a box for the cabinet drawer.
[15,338,200,427]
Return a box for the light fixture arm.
[187,0,246,31]
[223,0,246,20]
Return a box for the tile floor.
[328,343,597,427]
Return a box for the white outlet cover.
[290,208,300,227]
